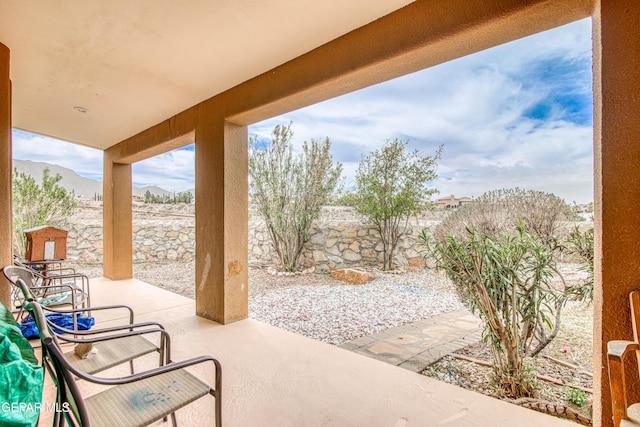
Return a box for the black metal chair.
[26,300,222,427]
[4,264,90,326]
[4,264,170,375]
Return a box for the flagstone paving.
[339,310,483,372]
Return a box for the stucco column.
[195,109,248,324]
[593,2,640,426]
[103,151,133,279]
[0,43,11,306]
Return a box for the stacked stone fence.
[65,203,589,270]
[249,220,437,272]
[66,206,442,271]
[66,220,196,264]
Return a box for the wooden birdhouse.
[24,226,68,261]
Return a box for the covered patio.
[36,277,576,426]
[1,1,639,426]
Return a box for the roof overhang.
[0,0,415,150]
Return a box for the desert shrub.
[429,188,589,355]
[565,226,594,303]
[350,139,442,270]
[249,123,342,272]
[332,191,357,207]
[564,387,589,408]
[435,188,579,248]
[12,167,78,254]
[424,224,556,398]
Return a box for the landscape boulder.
[330,268,375,285]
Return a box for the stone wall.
[66,205,441,271]
[65,203,590,270]
[248,220,435,272]
[66,220,195,264]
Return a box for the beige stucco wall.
[593,2,640,425]
[0,43,11,306]
[94,2,640,424]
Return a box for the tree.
[425,225,553,398]
[249,123,342,272]
[12,167,78,254]
[176,191,193,204]
[351,139,442,270]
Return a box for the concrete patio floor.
[36,277,577,426]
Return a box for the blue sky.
[12,18,593,203]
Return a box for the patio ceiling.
[0,0,414,151]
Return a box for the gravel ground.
[248,268,464,344]
[78,261,465,345]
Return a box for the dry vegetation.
[424,264,593,425]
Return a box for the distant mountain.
[13,159,173,199]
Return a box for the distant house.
[435,195,473,209]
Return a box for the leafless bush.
[434,188,580,249]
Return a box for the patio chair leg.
[171,412,177,427]
[129,360,134,374]
[14,305,24,323]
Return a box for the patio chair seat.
[621,403,640,427]
[38,285,87,307]
[66,335,159,375]
[84,369,210,427]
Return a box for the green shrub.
[249,123,342,272]
[429,188,589,356]
[12,168,78,254]
[565,226,594,303]
[350,139,442,270]
[424,224,555,398]
[564,386,588,408]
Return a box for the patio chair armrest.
[46,274,90,289]
[55,320,167,337]
[28,283,81,303]
[608,340,639,359]
[607,340,640,427]
[46,273,89,287]
[46,271,87,279]
[29,283,77,294]
[48,267,77,275]
[45,273,90,295]
[57,326,170,346]
[42,303,136,323]
[73,354,221,387]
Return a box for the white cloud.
[132,148,194,191]
[12,131,103,180]
[251,19,594,203]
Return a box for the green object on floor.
[0,301,44,427]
